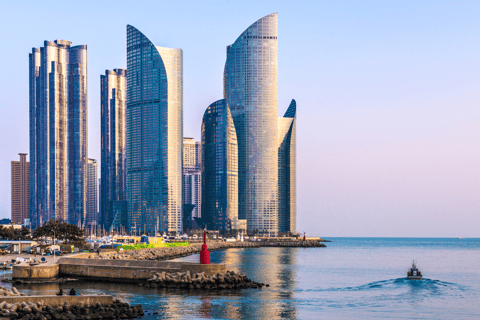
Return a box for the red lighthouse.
[200,229,210,264]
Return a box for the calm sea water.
[4,238,480,319]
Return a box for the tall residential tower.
[201,99,240,231]
[11,153,30,224]
[224,13,279,234]
[278,100,296,233]
[126,25,183,235]
[100,69,127,231]
[86,158,98,229]
[29,40,88,228]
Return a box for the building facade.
[100,69,127,232]
[29,40,88,228]
[11,154,30,224]
[126,25,183,235]
[278,100,296,234]
[183,138,201,221]
[183,137,201,171]
[223,13,279,234]
[86,158,98,229]
[201,99,240,231]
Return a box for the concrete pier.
[56,258,226,281]
[12,256,226,282]
[12,263,59,280]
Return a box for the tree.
[32,220,84,243]
[0,225,31,240]
[0,225,15,240]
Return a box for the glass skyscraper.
[278,100,296,233]
[224,13,280,234]
[201,99,239,231]
[29,40,88,228]
[126,25,183,235]
[100,69,127,232]
[86,158,98,229]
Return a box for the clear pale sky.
[0,1,478,237]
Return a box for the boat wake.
[316,278,469,301]
[328,278,461,291]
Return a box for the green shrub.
[119,242,189,251]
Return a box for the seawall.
[0,295,113,307]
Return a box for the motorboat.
[0,262,13,270]
[407,260,422,280]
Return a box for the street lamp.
[53,230,56,262]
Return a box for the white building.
[183,138,201,219]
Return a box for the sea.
[2,238,480,319]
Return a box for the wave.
[314,278,468,297]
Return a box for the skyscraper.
[29,40,88,228]
[183,138,201,220]
[86,158,98,229]
[126,25,183,235]
[100,69,127,231]
[201,99,240,231]
[224,13,279,234]
[278,100,296,234]
[11,153,30,224]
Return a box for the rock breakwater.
[0,286,25,296]
[260,241,326,247]
[0,299,143,320]
[140,270,267,290]
[104,240,324,261]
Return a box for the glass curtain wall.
[126,25,183,235]
[223,13,279,234]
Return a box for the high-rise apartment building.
[29,40,88,228]
[201,99,240,231]
[183,138,201,172]
[224,13,280,234]
[183,138,201,221]
[100,69,127,232]
[86,159,98,229]
[278,100,296,233]
[126,25,183,235]
[11,153,30,224]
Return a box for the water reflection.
[172,247,299,319]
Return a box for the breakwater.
[0,285,143,320]
[0,298,143,320]
[55,258,226,281]
[0,286,25,297]
[140,270,267,290]
[107,240,325,261]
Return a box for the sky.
[0,0,478,237]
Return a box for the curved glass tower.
[126,25,183,235]
[278,99,296,234]
[224,13,279,234]
[201,99,238,231]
